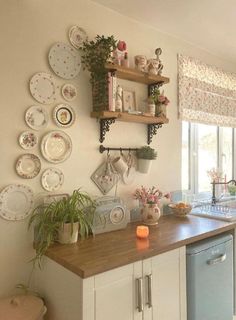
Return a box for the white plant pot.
[138,159,152,174]
[58,222,79,244]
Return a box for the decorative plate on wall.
[41,168,64,192]
[61,83,77,101]
[18,131,38,150]
[68,25,88,49]
[25,106,49,131]
[53,104,75,128]
[0,184,34,221]
[48,42,81,79]
[16,153,41,179]
[41,130,72,163]
[29,72,58,104]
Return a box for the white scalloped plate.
[29,72,58,104]
[18,131,38,150]
[25,106,49,131]
[0,184,34,221]
[41,168,64,192]
[41,130,72,163]
[48,42,81,79]
[53,104,75,128]
[68,25,88,49]
[16,153,41,179]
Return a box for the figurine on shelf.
[146,48,163,75]
[134,55,147,72]
[115,85,123,112]
[121,52,129,68]
[113,40,127,66]
[155,47,163,75]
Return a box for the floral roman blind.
[178,54,236,127]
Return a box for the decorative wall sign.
[19,131,38,149]
[16,153,41,179]
[53,104,75,128]
[68,25,88,49]
[29,72,57,104]
[48,42,81,79]
[41,168,64,192]
[0,184,34,221]
[41,130,72,163]
[25,106,49,131]
[61,83,77,101]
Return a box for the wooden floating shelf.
[105,63,170,85]
[91,111,169,124]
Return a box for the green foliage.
[81,35,117,110]
[28,189,96,267]
[136,146,157,160]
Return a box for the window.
[181,122,235,195]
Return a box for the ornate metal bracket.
[147,123,162,145]
[99,118,116,143]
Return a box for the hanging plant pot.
[58,222,79,244]
[138,159,152,174]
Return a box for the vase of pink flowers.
[133,186,170,225]
[149,88,169,117]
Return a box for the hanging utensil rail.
[99,145,138,154]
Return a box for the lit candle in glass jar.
[136,225,149,239]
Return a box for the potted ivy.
[81,35,117,111]
[28,189,96,266]
[136,146,157,174]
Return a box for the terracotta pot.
[141,204,161,225]
[58,222,79,244]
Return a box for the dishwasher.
[186,233,233,320]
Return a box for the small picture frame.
[122,90,136,112]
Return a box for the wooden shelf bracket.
[99,118,116,143]
[147,123,162,145]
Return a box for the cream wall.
[0,0,236,297]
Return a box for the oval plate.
[16,153,41,179]
[68,25,88,49]
[53,104,75,128]
[41,168,64,192]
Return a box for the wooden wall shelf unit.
[91,63,170,144]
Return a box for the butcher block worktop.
[45,215,236,278]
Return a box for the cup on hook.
[112,155,129,176]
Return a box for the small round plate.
[0,184,34,221]
[68,25,88,49]
[48,42,81,79]
[16,154,41,179]
[61,84,77,101]
[19,131,38,150]
[41,130,72,163]
[29,72,58,104]
[25,106,49,131]
[53,104,75,128]
[41,168,64,192]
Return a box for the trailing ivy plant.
[81,35,117,111]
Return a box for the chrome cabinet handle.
[207,253,226,265]
[136,277,143,312]
[146,274,152,308]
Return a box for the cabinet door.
[143,247,186,320]
[94,261,142,320]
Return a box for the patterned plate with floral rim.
[18,131,38,150]
[29,72,58,104]
[53,104,75,128]
[48,42,81,79]
[16,153,41,179]
[61,83,77,101]
[0,184,34,221]
[25,106,49,131]
[41,168,64,192]
[68,25,88,49]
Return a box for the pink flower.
[158,95,166,103]
[117,40,127,51]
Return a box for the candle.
[136,225,149,239]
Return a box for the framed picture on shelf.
[122,90,136,112]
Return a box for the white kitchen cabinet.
[35,247,186,320]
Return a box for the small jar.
[147,103,156,116]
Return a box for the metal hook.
[120,147,123,156]
[107,148,110,156]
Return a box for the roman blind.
[178,54,236,127]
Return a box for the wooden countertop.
[45,215,236,278]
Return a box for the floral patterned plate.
[25,106,49,131]
[0,184,34,221]
[48,42,81,79]
[19,131,38,149]
[53,104,75,128]
[41,130,72,163]
[16,154,41,179]
[61,83,77,101]
[68,25,88,49]
[41,168,64,192]
[29,72,58,104]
